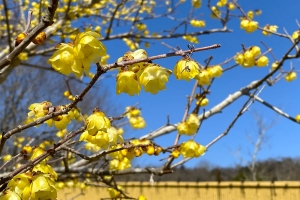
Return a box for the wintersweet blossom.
[49,31,106,78]
[48,43,83,77]
[285,72,297,82]
[139,64,172,94]
[180,140,206,158]
[85,109,111,136]
[116,71,141,96]
[174,57,200,81]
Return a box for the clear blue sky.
[92,0,300,168]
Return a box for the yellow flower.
[295,114,300,122]
[250,46,261,57]
[207,65,223,78]
[196,97,209,107]
[116,71,141,96]
[255,9,262,15]
[186,113,200,133]
[174,58,200,81]
[190,19,205,27]
[94,131,109,148]
[139,64,172,94]
[234,53,244,65]
[256,56,269,67]
[210,6,220,19]
[182,35,199,43]
[247,11,254,19]
[285,72,297,82]
[240,19,258,33]
[216,0,227,7]
[271,61,279,71]
[123,38,139,50]
[242,59,255,68]
[30,173,57,200]
[227,2,235,10]
[6,173,32,199]
[126,107,141,117]
[262,25,278,36]
[47,106,74,130]
[30,147,49,163]
[292,30,300,40]
[85,142,101,152]
[136,23,147,31]
[3,154,12,162]
[48,43,83,77]
[107,126,123,145]
[33,164,58,180]
[180,140,206,158]
[129,116,146,129]
[28,101,52,119]
[195,69,211,86]
[100,54,110,65]
[18,52,28,61]
[21,145,33,154]
[177,122,189,135]
[244,50,254,61]
[86,109,111,136]
[171,149,180,158]
[138,195,147,200]
[73,31,106,73]
[56,129,68,138]
[107,186,122,198]
[177,114,200,135]
[191,0,201,8]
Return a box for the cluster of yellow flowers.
[48,31,106,78]
[177,114,200,136]
[195,95,209,107]
[1,147,58,200]
[234,46,269,68]
[180,140,206,158]
[116,49,172,95]
[27,101,80,130]
[270,61,297,83]
[79,109,124,149]
[182,35,199,44]
[109,139,162,171]
[240,18,259,33]
[126,107,146,129]
[56,177,89,190]
[172,140,206,158]
[174,57,223,85]
[210,6,221,19]
[190,19,206,28]
[262,25,278,36]
[123,38,139,50]
[107,186,123,199]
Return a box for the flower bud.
[15,32,27,46]
[32,32,46,44]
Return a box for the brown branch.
[0,0,59,70]
[2,0,13,52]
[0,126,85,188]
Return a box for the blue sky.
[91,0,300,168]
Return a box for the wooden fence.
[58,181,300,200]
